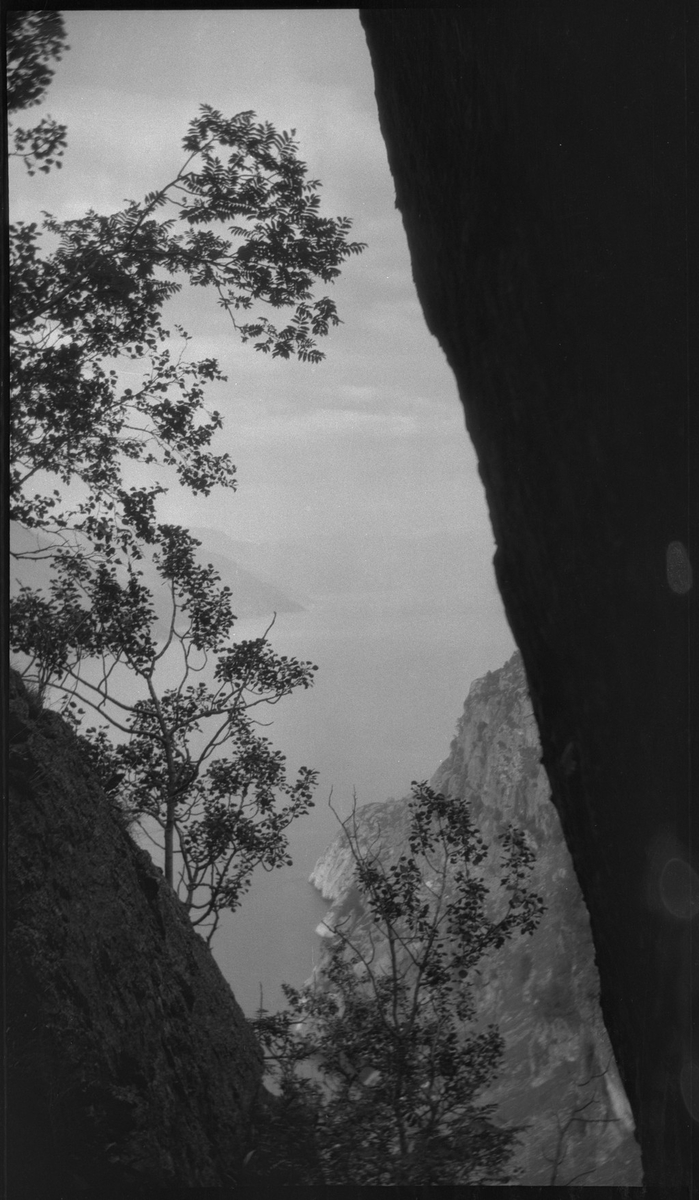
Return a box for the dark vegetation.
[8,9,364,938]
[250,785,544,1184]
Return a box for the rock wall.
[360,6,697,1185]
[7,673,264,1192]
[310,653,641,1185]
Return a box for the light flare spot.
[666,541,692,594]
[659,857,699,921]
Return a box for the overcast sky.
[11,8,506,550]
[11,8,519,1008]
[10,9,517,800]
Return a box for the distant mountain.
[189,525,498,604]
[9,522,304,623]
[309,653,642,1186]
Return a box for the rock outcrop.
[311,654,641,1184]
[360,7,697,1184]
[7,673,264,1192]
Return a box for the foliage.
[11,524,320,943]
[6,10,69,175]
[252,783,545,1184]
[9,12,364,939]
[10,100,365,541]
[240,1084,325,1186]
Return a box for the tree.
[543,1057,622,1186]
[9,11,365,939]
[6,11,69,175]
[10,523,320,943]
[252,783,545,1185]
[10,99,365,544]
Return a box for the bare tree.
[544,1057,621,1185]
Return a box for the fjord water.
[10,519,515,1015]
[207,528,516,1014]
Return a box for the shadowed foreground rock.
[7,673,264,1192]
[360,6,697,1186]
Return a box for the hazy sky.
[12,8,501,550]
[11,9,518,1009]
[10,3,518,804]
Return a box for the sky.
[11,9,517,1008]
[11,9,496,548]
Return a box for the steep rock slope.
[360,7,696,1184]
[311,654,641,1185]
[7,673,264,1192]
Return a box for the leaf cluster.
[252,784,545,1184]
[6,11,69,112]
[10,17,365,939]
[6,11,69,174]
[11,523,319,941]
[10,105,364,546]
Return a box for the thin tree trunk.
[164,795,175,886]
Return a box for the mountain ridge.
[9,521,304,621]
[309,653,642,1185]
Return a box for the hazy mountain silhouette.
[9,523,304,623]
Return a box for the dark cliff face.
[311,654,641,1185]
[7,673,264,1192]
[360,6,697,1186]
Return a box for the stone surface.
[360,7,697,1184]
[310,653,642,1185]
[7,672,265,1192]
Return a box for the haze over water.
[10,10,516,1014]
[206,528,515,1014]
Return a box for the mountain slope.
[10,521,303,622]
[7,672,266,1190]
[310,653,642,1185]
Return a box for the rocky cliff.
[360,7,697,1184]
[311,654,642,1185]
[7,672,266,1192]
